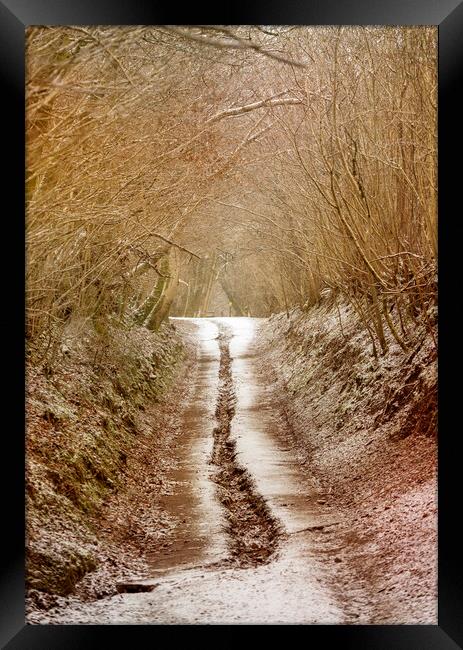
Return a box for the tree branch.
[133,210,201,259]
[206,95,301,123]
[162,26,307,68]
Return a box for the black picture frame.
[3,0,462,646]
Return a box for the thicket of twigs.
[27,26,436,360]
[246,27,437,356]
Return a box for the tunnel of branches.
[26,26,437,357]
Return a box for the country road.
[43,317,361,624]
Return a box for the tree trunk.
[145,249,180,330]
[220,277,245,316]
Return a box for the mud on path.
[210,330,280,566]
[37,318,366,624]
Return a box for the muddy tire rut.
[210,330,281,566]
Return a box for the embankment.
[258,297,437,623]
[26,318,188,612]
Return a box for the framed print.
[2,0,462,646]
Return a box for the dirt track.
[35,316,436,624]
[39,317,359,624]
